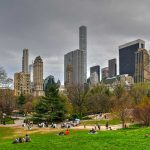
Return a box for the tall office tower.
[101,67,109,80]
[64,49,84,86]
[90,65,100,82]
[79,26,87,83]
[90,72,99,86]
[29,63,33,82]
[119,39,145,77]
[14,72,30,96]
[22,49,29,73]
[109,58,117,77]
[135,48,150,83]
[33,56,44,96]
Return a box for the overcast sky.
[1,0,150,83]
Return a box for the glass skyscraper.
[119,39,145,77]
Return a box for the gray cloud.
[1,0,150,83]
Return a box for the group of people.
[58,129,70,136]
[12,134,31,144]
[22,120,33,130]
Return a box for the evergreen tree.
[34,83,66,123]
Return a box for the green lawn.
[0,127,150,150]
[80,119,121,125]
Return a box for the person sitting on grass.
[65,129,70,135]
[88,128,97,134]
[12,138,19,144]
[58,131,65,136]
[25,134,31,142]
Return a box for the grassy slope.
[0,127,150,150]
[80,119,121,125]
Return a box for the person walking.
[106,122,109,130]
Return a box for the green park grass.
[0,126,150,150]
[80,118,121,125]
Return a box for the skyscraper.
[90,65,100,83]
[79,26,87,83]
[135,48,150,83]
[64,26,87,87]
[64,49,84,86]
[33,56,44,96]
[119,39,145,77]
[109,58,117,77]
[22,49,29,73]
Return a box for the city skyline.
[1,0,150,83]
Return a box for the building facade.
[33,56,44,97]
[109,58,117,77]
[79,26,87,84]
[101,67,109,80]
[134,48,150,83]
[90,65,100,83]
[64,49,84,86]
[22,49,29,73]
[14,72,30,96]
[119,39,145,77]
[44,75,55,91]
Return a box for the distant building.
[90,65,100,82]
[90,72,99,86]
[101,67,109,80]
[109,58,117,77]
[14,72,30,96]
[64,49,84,86]
[135,48,150,83]
[22,49,29,73]
[103,74,134,90]
[44,75,55,91]
[33,56,44,97]
[79,26,87,83]
[119,39,145,77]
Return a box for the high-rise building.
[44,75,55,91]
[22,49,29,73]
[29,63,33,82]
[64,49,84,86]
[135,48,150,83]
[109,58,117,77]
[33,56,44,96]
[90,72,99,86]
[79,26,87,83]
[14,72,30,96]
[101,67,109,80]
[90,65,100,82]
[119,39,145,77]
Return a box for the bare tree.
[0,67,13,89]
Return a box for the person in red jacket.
[65,129,70,135]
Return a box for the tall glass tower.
[79,26,87,83]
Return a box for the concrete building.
[135,48,150,83]
[109,58,117,77]
[14,72,30,96]
[64,49,84,86]
[33,56,44,97]
[119,39,145,77]
[103,74,134,90]
[22,49,29,73]
[90,72,99,86]
[79,26,87,84]
[90,65,100,82]
[101,67,109,80]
